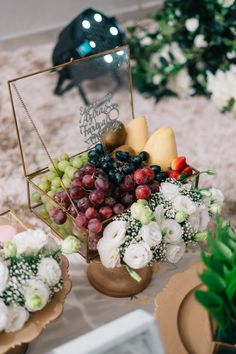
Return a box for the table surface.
[28,250,200,354]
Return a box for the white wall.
[0,0,161,40]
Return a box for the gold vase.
[87,257,153,297]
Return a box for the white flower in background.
[124,242,152,269]
[185,18,199,32]
[189,205,210,232]
[61,236,80,254]
[154,205,165,226]
[13,229,48,256]
[5,306,29,332]
[209,188,224,206]
[134,28,146,39]
[207,66,236,115]
[141,19,159,34]
[0,262,9,294]
[150,43,185,68]
[194,34,208,48]
[138,222,162,248]
[226,51,236,59]
[167,68,192,98]
[152,74,162,86]
[102,220,127,246]
[37,258,61,287]
[171,42,186,64]
[140,36,152,46]
[97,238,120,268]
[160,182,180,201]
[173,195,196,215]
[175,9,181,16]
[162,219,183,244]
[218,0,235,7]
[0,300,8,332]
[24,279,49,312]
[166,242,186,263]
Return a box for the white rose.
[138,222,162,248]
[160,182,180,201]
[154,205,165,226]
[13,229,48,256]
[24,279,49,312]
[152,74,162,86]
[173,195,196,215]
[194,34,207,48]
[140,36,152,46]
[0,300,8,332]
[162,219,183,244]
[167,68,192,98]
[97,238,120,268]
[185,18,199,32]
[0,262,9,294]
[102,220,127,246]
[37,258,62,286]
[124,242,152,269]
[5,306,29,332]
[226,51,236,59]
[210,188,224,206]
[189,205,210,232]
[166,242,186,263]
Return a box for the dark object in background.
[52,8,124,103]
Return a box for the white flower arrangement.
[207,65,236,115]
[98,179,223,273]
[0,229,80,333]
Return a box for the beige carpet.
[0,43,235,228]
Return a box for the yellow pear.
[124,116,148,154]
[144,126,178,170]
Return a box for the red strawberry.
[166,170,180,179]
[171,156,186,171]
[182,165,193,176]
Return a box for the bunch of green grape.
[31,152,89,228]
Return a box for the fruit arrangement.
[32,116,196,255]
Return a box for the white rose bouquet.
[98,179,223,278]
[0,229,80,333]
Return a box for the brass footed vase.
[87,257,153,297]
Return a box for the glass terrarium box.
[8,46,199,263]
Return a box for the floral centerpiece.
[97,179,224,279]
[0,229,79,333]
[195,218,236,351]
[125,0,236,115]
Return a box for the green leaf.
[207,235,233,264]
[195,290,230,329]
[125,265,142,283]
[199,269,226,292]
[201,250,223,275]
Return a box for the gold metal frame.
[8,45,134,178]
[0,209,28,231]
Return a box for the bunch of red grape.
[48,144,168,253]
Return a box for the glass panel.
[0,210,28,237]
[9,46,133,176]
[28,177,99,260]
